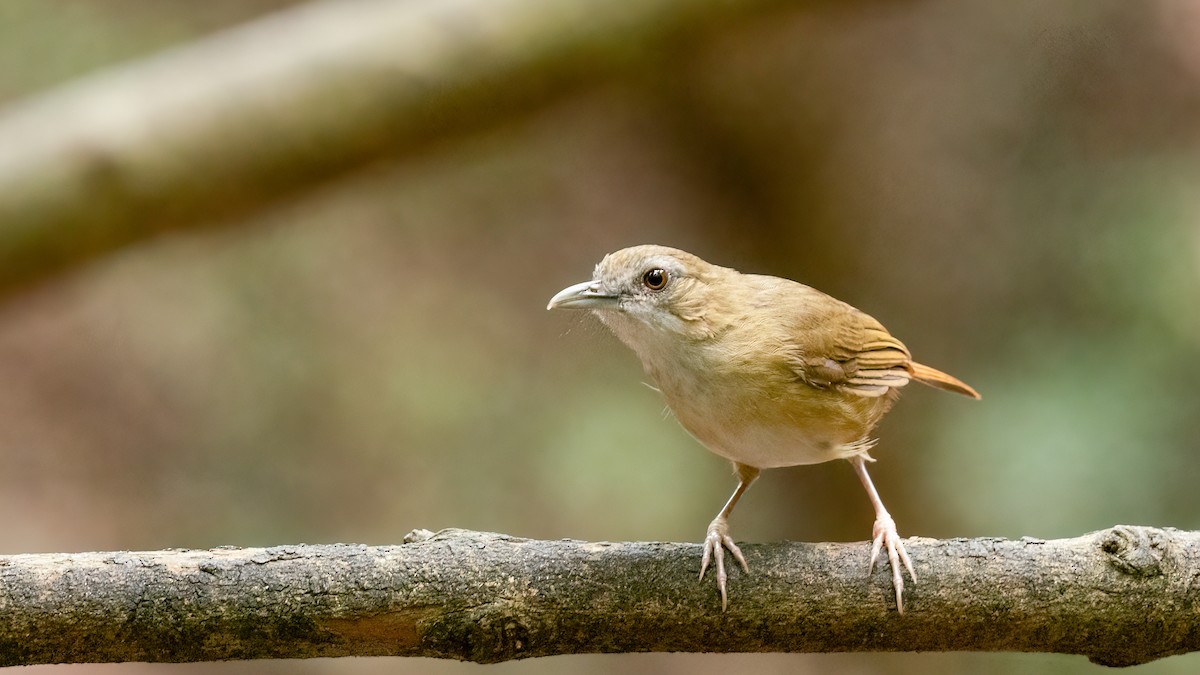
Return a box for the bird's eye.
[642,268,668,290]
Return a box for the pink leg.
[699,463,759,611]
[850,456,916,613]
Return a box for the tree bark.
[0,0,794,299]
[0,526,1196,667]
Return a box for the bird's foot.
[699,516,748,611]
[868,515,916,613]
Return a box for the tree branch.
[1,526,1196,667]
[0,0,794,298]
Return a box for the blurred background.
[2,0,1200,673]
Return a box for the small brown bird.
[547,245,978,612]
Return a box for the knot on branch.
[403,529,435,544]
[1099,526,1164,578]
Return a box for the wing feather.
[773,283,914,398]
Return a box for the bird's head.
[547,245,732,344]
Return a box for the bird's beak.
[547,280,619,310]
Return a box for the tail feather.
[907,361,980,399]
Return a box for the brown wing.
[768,281,913,398]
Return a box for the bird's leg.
[699,463,760,611]
[849,455,916,613]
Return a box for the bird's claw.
[869,515,916,613]
[699,517,748,611]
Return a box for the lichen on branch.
[0,526,1197,667]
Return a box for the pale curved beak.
[547,280,619,310]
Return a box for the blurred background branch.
[3,527,1196,668]
[0,0,793,299]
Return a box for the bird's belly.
[661,382,882,469]
[682,419,862,468]
[647,350,888,469]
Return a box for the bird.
[547,244,979,612]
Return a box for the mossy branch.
[1,526,1197,667]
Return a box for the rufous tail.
[908,362,980,399]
